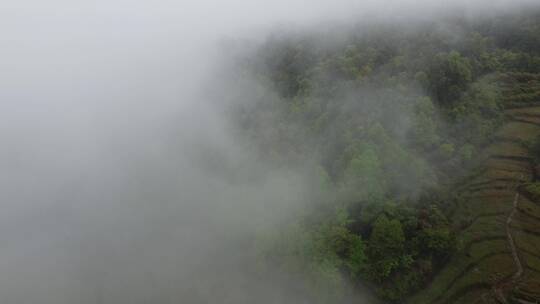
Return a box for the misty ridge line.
[0,1,539,304]
[184,2,540,302]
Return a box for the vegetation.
[222,8,540,303]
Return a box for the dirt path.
[481,175,525,304]
[489,179,525,303]
[507,192,523,284]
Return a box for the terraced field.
[409,74,540,304]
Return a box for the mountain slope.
[410,73,540,303]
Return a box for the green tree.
[342,145,386,203]
[367,215,407,281]
[429,51,472,104]
[411,97,439,149]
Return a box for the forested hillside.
[221,7,540,303]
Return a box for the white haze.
[0,0,537,303]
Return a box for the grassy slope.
[409,74,540,303]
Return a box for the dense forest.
[217,7,540,303]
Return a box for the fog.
[0,0,537,303]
